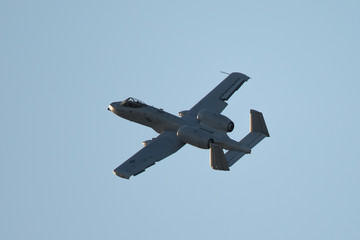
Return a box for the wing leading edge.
[186,72,250,117]
[113,131,185,179]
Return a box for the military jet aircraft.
[108,72,269,179]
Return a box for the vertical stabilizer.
[210,143,229,171]
[250,109,270,137]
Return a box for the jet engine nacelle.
[177,125,213,149]
[197,109,234,132]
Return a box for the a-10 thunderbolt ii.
[108,72,269,179]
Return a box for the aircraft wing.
[113,131,185,179]
[186,72,250,117]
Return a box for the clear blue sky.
[1,1,360,239]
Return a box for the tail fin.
[210,143,229,171]
[225,109,270,167]
[250,110,270,137]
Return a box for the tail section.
[250,110,270,137]
[225,109,270,167]
[210,143,229,171]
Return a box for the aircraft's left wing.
[185,72,250,118]
[113,131,185,179]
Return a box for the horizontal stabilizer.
[225,110,269,167]
[210,143,229,171]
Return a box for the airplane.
[108,72,269,179]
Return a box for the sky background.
[1,0,360,239]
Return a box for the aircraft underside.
[108,73,269,179]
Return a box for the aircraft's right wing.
[113,131,185,179]
[185,72,250,118]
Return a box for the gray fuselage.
[109,101,186,133]
[108,97,250,153]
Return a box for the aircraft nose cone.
[108,103,114,112]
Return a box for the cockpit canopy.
[121,97,147,108]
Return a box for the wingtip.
[113,170,130,180]
[231,72,251,80]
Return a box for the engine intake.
[197,109,234,132]
[177,125,213,149]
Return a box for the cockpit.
[120,97,147,108]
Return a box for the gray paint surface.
[108,72,269,179]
